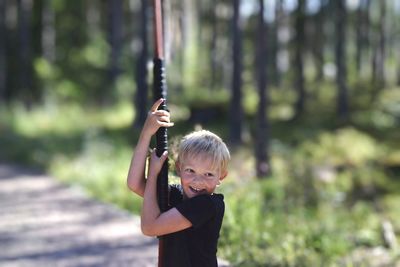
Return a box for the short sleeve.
[168,184,183,208]
[175,194,223,228]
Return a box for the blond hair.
[177,130,230,172]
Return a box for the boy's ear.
[219,170,228,181]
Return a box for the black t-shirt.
[161,184,225,267]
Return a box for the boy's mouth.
[189,186,206,194]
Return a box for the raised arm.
[126,98,174,197]
[141,150,192,236]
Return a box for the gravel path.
[0,164,159,267]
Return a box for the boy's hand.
[143,98,174,136]
[147,149,168,179]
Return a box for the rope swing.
[152,0,169,266]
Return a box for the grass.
[1,86,400,266]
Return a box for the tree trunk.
[335,0,349,120]
[108,0,123,88]
[162,0,170,62]
[293,0,306,119]
[134,0,149,128]
[313,0,327,82]
[274,0,284,87]
[4,0,18,103]
[255,0,270,178]
[355,0,368,76]
[209,0,218,90]
[397,52,400,86]
[18,0,33,109]
[268,3,278,87]
[175,0,184,93]
[0,0,6,103]
[355,1,362,75]
[32,0,42,61]
[86,0,101,37]
[362,0,371,79]
[230,0,243,144]
[30,0,44,102]
[42,0,55,62]
[182,0,199,91]
[376,0,386,88]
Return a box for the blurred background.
[0,0,400,266]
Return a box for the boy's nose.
[192,175,204,185]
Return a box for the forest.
[1,0,400,266]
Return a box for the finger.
[150,148,168,160]
[158,122,174,128]
[160,151,169,161]
[158,116,170,122]
[150,98,164,112]
[150,148,158,158]
[153,110,170,117]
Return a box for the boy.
[127,98,230,267]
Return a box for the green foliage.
[181,86,229,108]
[82,34,109,68]
[115,74,137,100]
[376,87,400,122]
[1,91,399,266]
[352,87,400,130]
[240,85,257,116]
[0,101,143,215]
[298,128,380,167]
[215,119,399,265]
[50,135,142,213]
[35,58,57,80]
[381,195,400,234]
[219,178,384,266]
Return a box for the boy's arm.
[126,98,173,197]
[126,132,151,197]
[141,151,192,236]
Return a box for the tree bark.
[293,0,306,119]
[376,0,386,88]
[86,0,101,37]
[18,0,33,109]
[355,0,368,76]
[313,0,328,82]
[274,0,284,87]
[0,0,6,103]
[230,0,243,144]
[397,52,400,86]
[42,0,55,62]
[255,0,270,178]
[209,0,218,90]
[108,0,123,87]
[335,0,349,120]
[134,0,149,128]
[268,2,278,87]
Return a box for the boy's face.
[176,154,227,199]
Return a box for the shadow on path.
[0,164,158,267]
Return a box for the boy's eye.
[205,173,215,177]
[185,168,194,173]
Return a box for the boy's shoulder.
[189,192,224,204]
[182,193,224,216]
[169,184,224,214]
[169,184,224,203]
[169,184,184,207]
[206,193,224,209]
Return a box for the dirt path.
[0,164,159,266]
